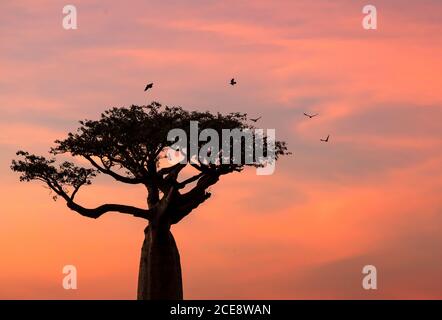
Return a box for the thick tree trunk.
[137,224,183,300]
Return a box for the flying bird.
[144,83,153,91]
[250,116,262,122]
[230,78,237,86]
[320,135,330,142]
[304,112,318,119]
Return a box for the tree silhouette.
[11,103,289,300]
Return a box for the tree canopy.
[11,103,289,225]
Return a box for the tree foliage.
[11,103,289,225]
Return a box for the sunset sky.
[1,0,442,299]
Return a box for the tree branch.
[85,155,145,184]
[49,176,153,220]
[170,173,220,224]
[70,180,85,200]
[177,172,204,189]
[157,162,186,176]
[66,201,152,220]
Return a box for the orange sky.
[1,0,442,299]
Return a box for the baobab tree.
[11,103,289,299]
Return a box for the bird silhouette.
[230,78,237,86]
[250,116,262,122]
[320,135,330,142]
[304,112,318,119]
[144,83,153,91]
